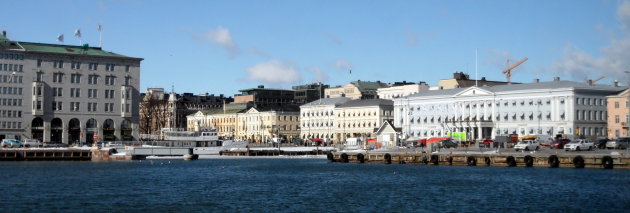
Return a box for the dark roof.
[337,99,393,108]
[301,97,351,107]
[351,80,389,91]
[254,104,300,112]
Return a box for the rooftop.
[337,99,393,108]
[301,97,351,107]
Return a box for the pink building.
[607,89,630,139]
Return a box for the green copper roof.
[18,42,137,58]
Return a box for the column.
[43,121,51,143]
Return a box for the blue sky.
[2,0,630,97]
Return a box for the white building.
[394,78,626,141]
[377,81,429,100]
[299,97,350,141]
[335,99,394,143]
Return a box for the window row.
[0,121,22,129]
[0,75,23,83]
[1,98,22,106]
[302,110,334,117]
[0,53,24,60]
[337,110,390,117]
[0,87,23,95]
[0,110,22,118]
[336,122,378,128]
[576,97,606,106]
[0,64,23,72]
[53,102,117,112]
[39,59,131,72]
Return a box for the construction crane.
[502,57,528,83]
[584,76,606,84]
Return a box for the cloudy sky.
[1,0,629,96]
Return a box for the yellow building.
[325,80,389,99]
[334,99,394,144]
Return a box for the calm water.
[0,158,629,212]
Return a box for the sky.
[1,0,630,97]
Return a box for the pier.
[0,149,92,161]
[328,149,629,169]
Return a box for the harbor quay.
[328,147,630,170]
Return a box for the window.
[125,65,130,72]
[615,115,620,123]
[54,60,64,68]
[71,74,81,83]
[70,88,80,98]
[88,75,99,84]
[124,76,131,85]
[89,63,99,70]
[88,89,97,98]
[105,90,114,99]
[52,87,62,97]
[37,59,42,67]
[88,103,97,112]
[71,61,81,69]
[104,103,114,112]
[125,89,131,100]
[105,76,116,85]
[105,64,115,71]
[70,102,80,111]
[53,73,63,83]
[616,102,620,108]
[52,101,62,111]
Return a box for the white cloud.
[310,67,329,82]
[334,59,352,70]
[552,1,630,83]
[245,60,301,84]
[200,26,240,57]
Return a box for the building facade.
[325,80,389,99]
[435,72,513,90]
[0,31,142,144]
[292,82,329,104]
[394,79,625,141]
[334,99,394,143]
[299,97,351,142]
[139,88,231,135]
[377,81,429,100]
[607,89,630,139]
[187,104,300,143]
[186,102,251,139]
[234,85,296,108]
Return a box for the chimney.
[534,78,540,83]
[257,85,264,89]
[587,79,593,86]
[2,31,5,37]
[553,77,560,82]
[614,80,619,87]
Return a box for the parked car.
[594,139,608,149]
[606,137,630,149]
[564,139,594,151]
[514,140,540,151]
[482,139,493,147]
[1,139,24,148]
[23,139,42,147]
[551,139,570,149]
[439,140,458,148]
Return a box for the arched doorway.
[31,117,44,142]
[120,119,133,141]
[103,119,115,141]
[50,118,63,143]
[86,119,98,144]
[68,118,81,144]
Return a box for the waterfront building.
[234,85,296,108]
[0,31,142,143]
[394,78,626,141]
[373,120,402,148]
[292,82,329,104]
[139,88,231,136]
[187,104,299,143]
[325,80,389,100]
[606,89,630,139]
[334,99,394,143]
[377,81,429,100]
[186,102,251,139]
[299,97,351,142]
[433,72,514,90]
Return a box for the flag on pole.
[98,24,102,32]
[349,69,352,74]
[74,29,81,38]
[56,34,64,42]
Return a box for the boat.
[156,127,249,155]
